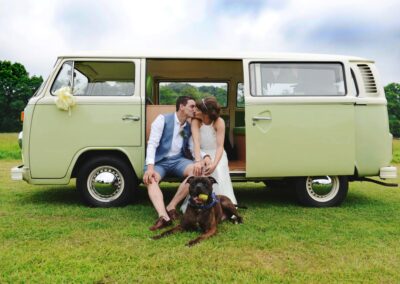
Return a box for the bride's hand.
[204,162,217,176]
[203,156,212,167]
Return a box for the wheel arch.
[70,149,138,184]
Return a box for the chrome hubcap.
[305,176,339,202]
[87,166,124,202]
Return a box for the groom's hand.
[143,165,156,185]
[193,161,203,176]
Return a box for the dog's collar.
[188,192,219,210]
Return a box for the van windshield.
[50,61,135,96]
[250,63,346,96]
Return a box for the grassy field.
[392,138,400,163]
[1,134,400,283]
[0,133,21,160]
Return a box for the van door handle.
[122,115,140,121]
[252,116,272,121]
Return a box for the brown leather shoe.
[167,209,180,221]
[149,217,172,231]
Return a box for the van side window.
[50,61,73,93]
[51,61,135,96]
[250,63,346,96]
[158,82,228,107]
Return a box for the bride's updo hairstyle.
[196,96,221,121]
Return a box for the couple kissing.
[143,96,237,231]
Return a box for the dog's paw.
[186,239,199,247]
[230,215,243,224]
[151,235,162,240]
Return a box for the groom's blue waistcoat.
[154,113,192,163]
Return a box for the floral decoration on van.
[54,87,76,116]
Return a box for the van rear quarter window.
[51,61,135,96]
[250,62,346,96]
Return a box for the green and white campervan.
[11,52,397,207]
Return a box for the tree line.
[159,82,227,106]
[1,60,400,137]
[0,61,43,131]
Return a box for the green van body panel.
[24,146,144,185]
[30,103,143,179]
[355,105,392,176]
[245,103,355,177]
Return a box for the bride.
[191,96,237,205]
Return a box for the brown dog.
[152,176,243,246]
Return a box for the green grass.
[392,139,400,163]
[0,133,21,160]
[1,158,400,283]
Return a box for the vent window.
[357,64,377,93]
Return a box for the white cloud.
[0,0,398,83]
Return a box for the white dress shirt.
[146,113,194,165]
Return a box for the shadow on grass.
[23,182,298,208]
[21,181,386,209]
[146,182,300,208]
[22,186,82,206]
[22,184,153,207]
[344,190,392,208]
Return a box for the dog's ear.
[186,176,195,184]
[208,176,218,184]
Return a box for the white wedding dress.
[198,122,237,204]
[181,122,238,212]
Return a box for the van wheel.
[295,176,348,207]
[77,156,136,207]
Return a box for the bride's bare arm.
[191,119,202,162]
[191,119,204,176]
[205,117,225,175]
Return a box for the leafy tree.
[0,61,43,132]
[159,82,227,106]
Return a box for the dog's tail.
[235,204,248,209]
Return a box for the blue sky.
[0,0,399,84]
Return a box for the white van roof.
[58,51,373,63]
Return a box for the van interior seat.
[233,127,246,162]
[146,105,176,143]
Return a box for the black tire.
[295,176,348,207]
[76,155,136,207]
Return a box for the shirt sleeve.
[145,115,165,165]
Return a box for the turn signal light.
[21,111,24,122]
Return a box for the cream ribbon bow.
[54,87,76,116]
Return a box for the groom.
[143,96,205,231]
